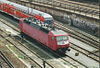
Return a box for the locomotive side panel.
[19,22,58,51]
[48,34,58,50]
[20,23,49,47]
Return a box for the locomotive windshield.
[56,36,68,41]
[56,36,69,45]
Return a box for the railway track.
[54,22,99,49]
[11,0,99,37]
[0,21,55,68]
[0,15,99,67]
[69,0,98,5]
[70,43,99,62]
[1,0,99,48]
[0,17,91,68]
[0,21,85,68]
[15,0,99,19]
[57,0,99,16]
[58,0,99,9]
[55,22,100,59]
[56,21,100,63]
[0,17,84,68]
[0,51,14,68]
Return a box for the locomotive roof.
[23,18,51,33]
[51,29,67,36]
[23,18,66,35]
[23,18,67,35]
[0,0,52,19]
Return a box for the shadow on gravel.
[13,34,67,60]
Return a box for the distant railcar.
[0,0,53,25]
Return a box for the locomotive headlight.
[57,40,69,45]
[64,41,69,44]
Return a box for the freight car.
[57,15,100,37]
[19,17,70,53]
[0,0,53,25]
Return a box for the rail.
[54,22,99,49]
[16,0,99,19]
[0,11,99,67]
[0,19,56,68]
[0,51,15,68]
[0,16,87,68]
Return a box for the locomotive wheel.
[57,48,67,53]
[20,32,25,38]
[67,48,71,51]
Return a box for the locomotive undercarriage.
[57,47,70,53]
[20,32,25,38]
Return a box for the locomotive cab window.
[56,36,69,45]
[56,36,68,41]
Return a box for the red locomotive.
[0,0,71,53]
[19,17,70,52]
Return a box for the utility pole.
[0,62,2,68]
[42,59,46,68]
